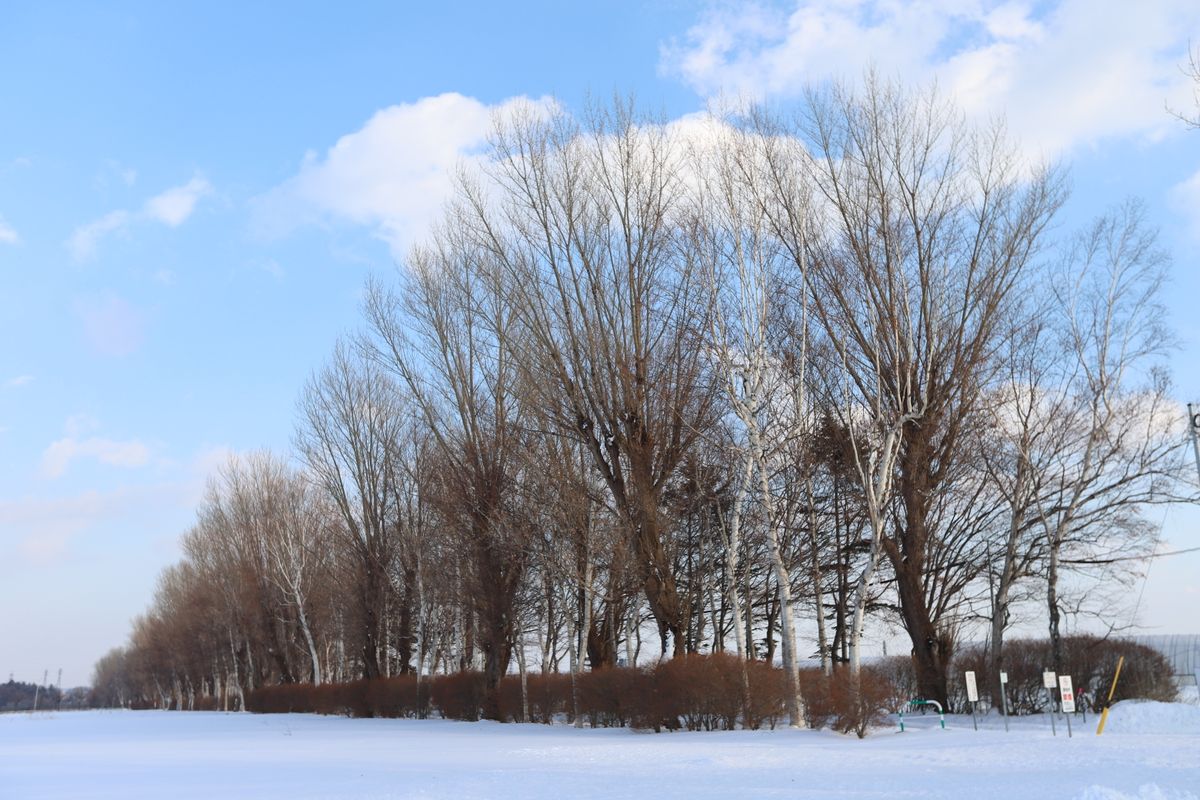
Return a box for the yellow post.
[1095,655,1125,736]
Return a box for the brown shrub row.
[797,666,906,738]
[246,676,431,718]
[245,653,903,735]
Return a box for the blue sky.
[2,1,1199,686]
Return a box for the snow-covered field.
[1,704,1197,800]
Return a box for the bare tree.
[1169,42,1200,129]
[694,120,806,726]
[468,99,721,656]
[765,77,1065,706]
[1037,201,1186,673]
[297,343,404,679]
[365,218,532,717]
[977,307,1071,705]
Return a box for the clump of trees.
[952,635,1177,713]
[92,79,1192,724]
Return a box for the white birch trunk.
[753,437,806,729]
[296,599,322,686]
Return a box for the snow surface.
[1103,701,1200,735]
[0,707,1197,800]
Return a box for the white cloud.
[40,436,152,478]
[144,175,211,227]
[661,0,1200,158]
[5,374,33,388]
[104,159,138,187]
[63,413,99,437]
[0,484,184,566]
[67,173,212,261]
[67,209,131,261]
[260,259,285,280]
[0,215,18,245]
[254,93,555,255]
[2,445,224,568]
[74,292,145,356]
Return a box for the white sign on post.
[1042,671,1057,689]
[1000,671,1008,684]
[1059,675,1075,714]
[965,671,979,702]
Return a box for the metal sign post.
[999,671,1010,732]
[1043,670,1057,736]
[1059,675,1075,738]
[965,671,979,731]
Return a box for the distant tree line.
[92,79,1192,721]
[0,680,89,712]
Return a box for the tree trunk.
[989,511,1021,709]
[296,599,322,686]
[893,563,950,709]
[724,457,752,660]
[515,630,529,723]
[633,512,688,657]
[1048,534,1064,675]
[847,531,883,677]
[361,562,383,679]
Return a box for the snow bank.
[1102,700,1200,735]
[1077,785,1198,800]
[1,710,1197,799]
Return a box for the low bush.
[798,666,900,737]
[577,666,650,728]
[495,672,572,723]
[653,653,745,731]
[237,653,913,736]
[191,695,220,711]
[744,659,789,730]
[246,677,431,718]
[429,671,486,721]
[364,676,427,718]
[872,656,918,703]
[829,667,901,738]
[796,668,834,729]
[956,636,1176,714]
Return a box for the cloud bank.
[40,436,152,479]
[0,215,18,245]
[254,92,555,256]
[68,174,212,261]
[661,0,1200,158]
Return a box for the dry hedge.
[243,654,896,734]
[951,635,1176,713]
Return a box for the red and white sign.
[1058,675,1075,713]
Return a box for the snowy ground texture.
[2,702,1198,800]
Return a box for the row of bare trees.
[93,79,1191,719]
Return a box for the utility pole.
[32,670,47,713]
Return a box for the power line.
[1061,545,1200,566]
